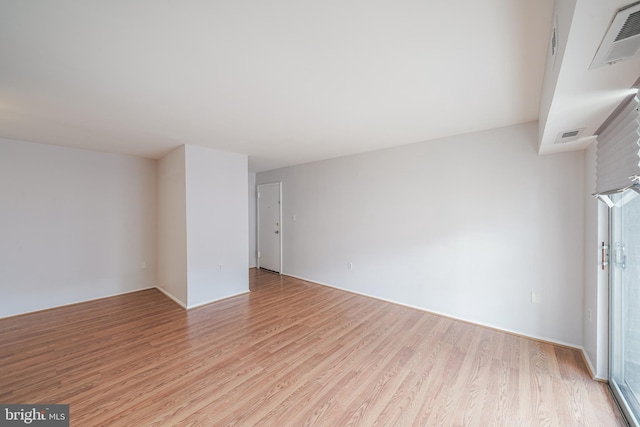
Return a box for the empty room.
[1,0,640,426]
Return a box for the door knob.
[275,230,279,234]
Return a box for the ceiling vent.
[555,128,585,144]
[550,16,559,69]
[590,1,640,69]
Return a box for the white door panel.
[257,183,281,273]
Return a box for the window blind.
[595,95,640,195]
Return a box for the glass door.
[610,188,640,426]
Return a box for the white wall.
[538,0,576,146]
[184,145,249,307]
[257,122,586,346]
[0,138,156,318]
[248,172,257,268]
[157,146,188,306]
[583,140,609,378]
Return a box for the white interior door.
[257,183,281,273]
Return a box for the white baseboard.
[155,286,187,309]
[579,347,607,382]
[186,291,250,310]
[0,285,157,320]
[283,272,583,352]
[155,286,250,310]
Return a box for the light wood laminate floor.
[0,269,626,426]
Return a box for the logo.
[0,405,68,426]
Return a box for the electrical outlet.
[531,291,542,304]
[348,262,353,270]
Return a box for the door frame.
[256,182,282,274]
[608,188,640,427]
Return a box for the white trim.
[279,182,283,274]
[186,291,250,310]
[283,272,583,351]
[580,346,607,381]
[156,286,250,310]
[2,286,251,319]
[0,286,157,320]
[155,286,187,309]
[256,186,260,268]
[256,182,282,273]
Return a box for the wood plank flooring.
[0,269,626,426]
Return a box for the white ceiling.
[0,1,637,172]
[538,0,640,155]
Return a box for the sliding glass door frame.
[608,187,640,427]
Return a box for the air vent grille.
[555,128,585,144]
[616,10,640,41]
[562,130,580,138]
[590,2,640,69]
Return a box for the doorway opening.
[257,182,282,274]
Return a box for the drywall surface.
[257,122,585,346]
[184,145,249,307]
[538,0,577,145]
[583,141,609,378]
[157,146,188,306]
[249,172,257,268]
[0,138,157,318]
